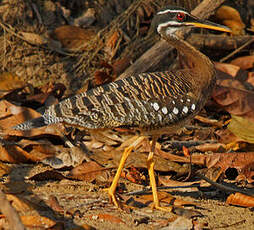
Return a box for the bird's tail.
[13,116,48,131]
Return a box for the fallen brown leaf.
[0,72,26,94]
[158,176,200,191]
[105,30,122,59]
[19,32,47,45]
[6,195,35,213]
[20,215,56,228]
[215,5,245,35]
[215,62,240,77]
[213,77,254,122]
[215,128,242,144]
[226,192,254,207]
[29,170,65,181]
[140,191,196,207]
[231,55,254,70]
[195,143,226,152]
[50,25,96,51]
[68,161,104,182]
[0,162,11,177]
[0,144,33,163]
[46,195,64,214]
[228,115,254,143]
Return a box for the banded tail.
[13,115,62,131]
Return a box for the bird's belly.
[138,116,193,136]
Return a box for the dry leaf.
[195,143,226,152]
[0,72,26,93]
[69,161,104,182]
[228,115,254,143]
[0,139,57,163]
[159,176,199,187]
[140,191,195,207]
[121,167,144,184]
[46,196,64,214]
[215,128,242,144]
[0,144,33,163]
[93,70,112,86]
[6,195,35,212]
[50,25,96,51]
[226,193,254,207]
[19,32,47,45]
[231,56,254,70]
[213,78,254,122]
[29,170,65,181]
[20,216,56,228]
[247,72,254,86]
[215,62,240,77]
[105,30,122,59]
[215,5,245,35]
[0,162,11,177]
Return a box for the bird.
[13,6,231,211]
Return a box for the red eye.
[176,12,185,21]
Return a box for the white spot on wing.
[183,106,188,113]
[162,107,168,114]
[153,102,160,111]
[173,107,179,115]
[191,104,196,110]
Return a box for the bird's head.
[150,6,231,38]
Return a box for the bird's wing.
[43,70,199,130]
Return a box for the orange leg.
[147,137,172,212]
[105,136,145,207]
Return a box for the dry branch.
[188,34,254,50]
[118,0,226,80]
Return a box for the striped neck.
[161,32,215,91]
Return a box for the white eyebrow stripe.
[157,9,190,15]
[157,21,182,32]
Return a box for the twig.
[196,173,254,197]
[125,184,201,196]
[188,34,254,50]
[220,38,254,62]
[0,190,25,230]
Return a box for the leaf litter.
[0,0,254,230]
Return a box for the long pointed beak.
[185,20,231,33]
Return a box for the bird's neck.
[162,34,216,91]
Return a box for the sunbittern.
[14,6,231,211]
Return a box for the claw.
[153,204,173,212]
[103,187,120,208]
[102,136,145,208]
